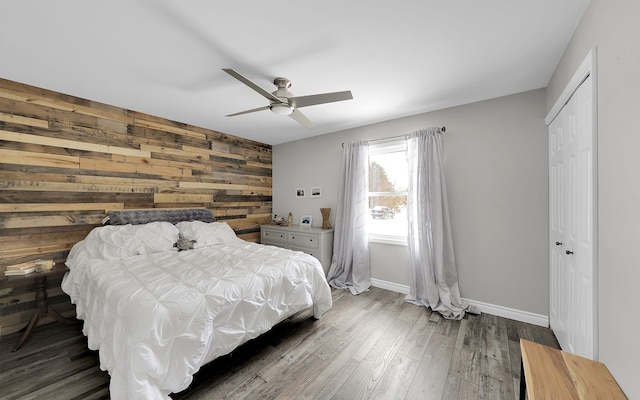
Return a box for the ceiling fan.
[222,68,353,128]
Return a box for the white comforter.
[62,236,332,399]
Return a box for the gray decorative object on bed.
[104,208,216,225]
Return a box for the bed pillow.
[104,208,215,225]
[175,221,238,248]
[79,221,180,261]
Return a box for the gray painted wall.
[546,1,640,397]
[273,88,548,316]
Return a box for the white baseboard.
[462,298,549,327]
[371,278,410,295]
[370,279,549,327]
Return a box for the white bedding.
[61,222,332,399]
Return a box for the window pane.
[369,198,408,237]
[369,152,408,192]
[368,150,408,238]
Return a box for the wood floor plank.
[311,305,370,362]
[442,374,463,400]
[449,345,481,384]
[300,357,360,400]
[297,326,383,400]
[251,352,328,400]
[331,318,412,400]
[367,354,420,400]
[397,309,433,362]
[458,378,480,400]
[18,365,108,400]
[174,343,282,400]
[0,287,560,400]
[268,353,330,400]
[405,332,457,400]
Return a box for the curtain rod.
[342,126,446,148]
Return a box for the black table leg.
[12,275,79,352]
[520,358,527,400]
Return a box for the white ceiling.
[0,0,589,145]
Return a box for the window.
[368,139,408,245]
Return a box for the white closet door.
[549,104,568,351]
[549,74,596,359]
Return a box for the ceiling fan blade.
[222,68,282,103]
[289,109,315,129]
[225,105,270,117]
[289,90,353,108]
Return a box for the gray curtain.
[327,141,371,295]
[405,127,477,319]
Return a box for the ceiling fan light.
[270,103,294,116]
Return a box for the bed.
[61,209,332,399]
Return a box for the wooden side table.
[519,339,626,399]
[4,263,79,352]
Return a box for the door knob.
[555,242,563,246]
[566,250,574,255]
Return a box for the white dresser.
[260,224,334,276]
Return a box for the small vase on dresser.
[320,208,332,229]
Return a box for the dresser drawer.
[287,232,317,249]
[262,229,286,243]
[260,225,333,276]
[288,246,317,259]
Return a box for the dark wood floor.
[0,287,558,400]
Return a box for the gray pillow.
[104,208,216,225]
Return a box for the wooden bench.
[519,339,626,399]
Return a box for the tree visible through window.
[368,140,408,243]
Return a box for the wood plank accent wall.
[0,78,273,335]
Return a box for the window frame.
[367,139,408,246]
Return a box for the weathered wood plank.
[133,118,208,140]
[0,229,89,246]
[179,180,273,193]
[111,153,202,172]
[0,212,104,229]
[0,130,150,158]
[0,190,154,205]
[0,203,124,212]
[79,156,191,178]
[0,149,79,168]
[0,242,82,259]
[0,180,159,193]
[236,232,260,242]
[0,139,117,163]
[183,144,247,160]
[153,193,214,204]
[0,111,49,128]
[0,103,128,147]
[0,169,179,189]
[0,85,132,124]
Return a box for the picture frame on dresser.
[300,215,312,226]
